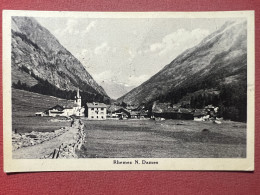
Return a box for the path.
[13,121,80,159]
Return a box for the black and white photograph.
[3,10,254,172]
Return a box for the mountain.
[98,80,135,100]
[118,20,247,108]
[11,17,108,102]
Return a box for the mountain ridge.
[117,20,247,108]
[11,16,108,101]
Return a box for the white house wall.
[88,107,106,120]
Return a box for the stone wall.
[43,119,86,159]
[12,127,69,151]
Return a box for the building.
[129,111,140,119]
[152,102,194,120]
[139,110,149,118]
[44,105,67,117]
[107,105,148,119]
[86,102,107,120]
[71,88,85,116]
[193,109,209,121]
[107,105,130,119]
[36,88,85,117]
[35,112,44,116]
[43,102,85,117]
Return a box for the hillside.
[118,20,247,109]
[12,88,77,117]
[11,17,108,102]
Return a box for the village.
[35,89,221,123]
[12,88,246,159]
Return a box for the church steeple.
[74,88,81,107]
[77,88,81,99]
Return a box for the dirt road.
[13,125,79,159]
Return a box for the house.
[139,110,148,118]
[44,105,67,117]
[107,105,149,119]
[152,102,194,120]
[129,111,140,119]
[107,105,130,119]
[35,112,44,116]
[205,105,215,111]
[204,105,219,118]
[126,105,138,112]
[193,109,209,121]
[37,88,85,117]
[86,102,107,120]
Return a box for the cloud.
[149,43,163,52]
[143,28,210,56]
[93,70,149,87]
[94,42,110,54]
[54,19,97,37]
[82,21,97,34]
[54,19,79,35]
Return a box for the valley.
[10,16,249,159]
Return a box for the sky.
[36,17,232,88]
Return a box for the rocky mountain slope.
[118,20,247,107]
[11,17,108,99]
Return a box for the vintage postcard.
[3,10,255,172]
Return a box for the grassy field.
[79,119,246,158]
[12,89,71,133]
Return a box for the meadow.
[12,89,71,133]
[79,119,246,158]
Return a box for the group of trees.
[13,79,110,105]
[146,76,247,122]
[189,82,247,122]
[218,82,247,122]
[190,93,219,109]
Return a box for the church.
[71,88,85,117]
[38,89,85,117]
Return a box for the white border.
[3,10,255,172]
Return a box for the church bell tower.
[75,88,81,107]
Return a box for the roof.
[107,105,123,112]
[179,108,193,114]
[126,106,138,110]
[130,111,140,116]
[194,109,208,117]
[152,102,178,113]
[47,105,64,111]
[140,110,148,116]
[86,102,107,108]
[49,111,64,114]
[152,102,193,114]
[35,112,43,114]
[63,100,78,108]
[205,105,215,109]
[51,100,78,109]
[107,105,130,113]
